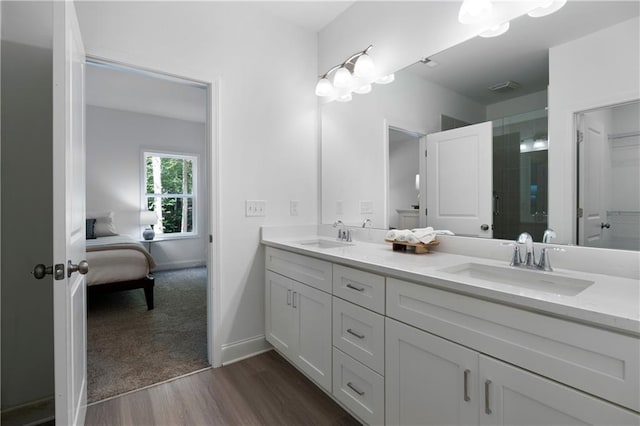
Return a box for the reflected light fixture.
[528,0,567,18]
[480,21,510,38]
[315,45,393,103]
[458,0,493,24]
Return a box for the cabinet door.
[265,271,295,357]
[293,281,333,392]
[480,355,640,426]
[386,318,478,426]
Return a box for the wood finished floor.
[86,350,360,426]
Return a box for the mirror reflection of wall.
[388,127,422,229]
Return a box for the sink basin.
[439,263,594,296]
[298,239,354,249]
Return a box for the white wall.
[1,1,55,414]
[549,17,640,244]
[86,105,207,270]
[75,1,318,363]
[322,68,485,227]
[486,90,548,121]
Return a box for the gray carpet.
[87,267,209,403]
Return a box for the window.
[143,151,197,237]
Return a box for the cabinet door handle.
[346,328,365,339]
[346,283,365,292]
[347,382,365,396]
[463,369,471,402]
[287,289,292,306]
[292,291,297,308]
[485,380,492,415]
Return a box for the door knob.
[600,222,611,229]
[67,260,89,278]
[32,263,65,280]
[480,224,490,231]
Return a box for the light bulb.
[315,77,334,97]
[528,0,567,18]
[458,0,493,24]
[375,73,395,85]
[354,54,376,81]
[480,21,510,38]
[333,66,354,89]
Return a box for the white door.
[53,2,88,425]
[578,113,607,247]
[426,122,493,237]
[293,281,332,392]
[385,318,479,426]
[479,355,639,425]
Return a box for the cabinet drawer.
[333,347,384,426]
[387,278,640,412]
[265,247,332,293]
[333,264,385,314]
[333,297,385,375]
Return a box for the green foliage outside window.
[144,153,196,235]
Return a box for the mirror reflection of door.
[388,127,422,229]
[578,100,640,250]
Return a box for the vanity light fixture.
[315,45,393,102]
[480,21,510,38]
[527,0,567,18]
[458,0,493,25]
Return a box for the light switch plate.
[360,200,373,214]
[246,200,266,217]
[336,200,343,215]
[290,200,299,216]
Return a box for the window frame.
[141,150,199,239]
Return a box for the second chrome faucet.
[503,231,564,272]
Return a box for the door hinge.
[425,208,428,216]
[425,149,428,157]
[209,234,213,243]
[577,130,584,144]
[577,207,584,218]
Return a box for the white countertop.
[261,229,640,336]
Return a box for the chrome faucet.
[362,218,372,228]
[333,220,351,242]
[542,228,556,243]
[517,232,535,267]
[503,231,565,272]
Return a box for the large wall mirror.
[321,1,639,250]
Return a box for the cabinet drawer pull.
[346,328,365,339]
[463,369,471,402]
[347,382,365,396]
[287,289,292,306]
[346,283,365,292]
[292,291,297,308]
[485,380,492,415]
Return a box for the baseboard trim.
[1,397,54,426]
[221,335,272,366]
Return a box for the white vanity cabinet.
[265,248,333,392]
[386,317,638,426]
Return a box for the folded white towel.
[385,230,399,240]
[435,229,455,236]
[411,227,436,244]
[396,229,412,242]
[405,233,420,244]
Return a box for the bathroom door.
[577,113,607,248]
[426,122,493,237]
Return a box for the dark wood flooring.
[86,350,360,426]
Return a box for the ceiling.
[405,1,640,105]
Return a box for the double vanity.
[262,226,640,425]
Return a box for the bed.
[86,235,157,310]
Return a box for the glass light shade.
[480,21,510,38]
[375,73,395,84]
[140,210,158,226]
[353,54,376,80]
[528,0,566,18]
[353,83,372,94]
[458,0,493,24]
[315,77,334,97]
[336,91,353,102]
[333,66,354,89]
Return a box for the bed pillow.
[87,211,118,237]
[86,218,97,239]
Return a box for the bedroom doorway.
[84,58,218,403]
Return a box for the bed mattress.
[86,235,156,286]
